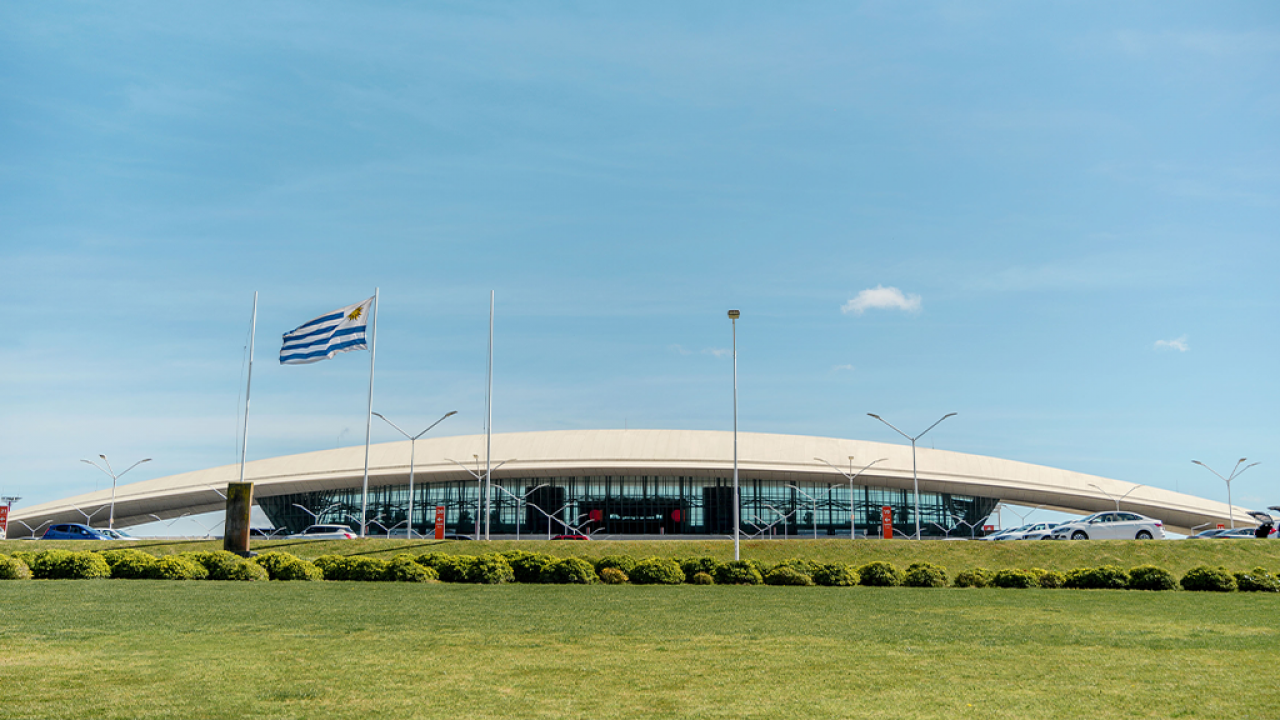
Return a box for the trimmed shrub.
[11,550,37,568]
[386,555,436,582]
[540,557,598,584]
[598,567,629,584]
[690,571,715,585]
[679,557,725,583]
[465,554,515,584]
[314,556,388,582]
[503,552,557,584]
[1030,568,1064,589]
[99,548,160,579]
[222,560,269,581]
[1128,565,1177,591]
[185,551,251,581]
[255,551,323,581]
[593,555,637,575]
[990,569,1039,589]
[764,566,815,586]
[0,554,32,580]
[154,555,208,580]
[953,568,991,588]
[857,561,902,587]
[903,562,948,588]
[630,557,685,585]
[771,558,820,577]
[1063,566,1129,590]
[434,555,478,583]
[1181,565,1237,592]
[714,560,763,586]
[812,563,859,587]
[30,550,111,580]
[1234,567,1280,593]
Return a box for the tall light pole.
[815,456,887,540]
[81,455,151,530]
[373,410,456,539]
[1087,483,1142,512]
[728,309,741,561]
[1192,458,1259,529]
[867,412,956,540]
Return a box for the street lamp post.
[787,485,821,539]
[1087,483,1142,512]
[728,309,740,561]
[867,413,956,540]
[490,483,549,540]
[1192,458,1259,529]
[815,456,888,540]
[373,410,457,539]
[291,502,341,529]
[80,455,151,530]
[447,456,513,537]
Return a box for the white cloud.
[704,348,731,358]
[1154,336,1189,352]
[833,364,855,372]
[841,285,922,315]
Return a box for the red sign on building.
[434,505,447,539]
[881,506,893,540]
[0,505,8,539]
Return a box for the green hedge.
[1128,565,1177,591]
[714,560,763,585]
[812,563,859,587]
[255,551,323,581]
[903,562,948,588]
[540,557,597,584]
[630,557,685,585]
[990,569,1039,589]
[764,566,814,586]
[99,548,159,579]
[154,555,209,580]
[678,557,725,583]
[599,567,629,584]
[857,561,902,587]
[0,554,32,580]
[28,550,111,580]
[594,555,638,574]
[1234,567,1280,593]
[1063,565,1129,590]
[1181,565,1237,592]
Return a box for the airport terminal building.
[11,429,1241,538]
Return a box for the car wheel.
[1040,535,1053,540]
[1071,530,1088,540]
[1135,530,1152,540]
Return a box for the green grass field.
[4,539,1279,719]
[2,580,1278,720]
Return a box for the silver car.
[289,524,358,540]
[1050,512,1165,540]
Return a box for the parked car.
[979,525,1030,541]
[1188,528,1230,539]
[1014,522,1059,541]
[1050,512,1165,540]
[289,524,358,540]
[552,534,591,540]
[1214,526,1259,539]
[93,528,140,541]
[442,534,472,541]
[41,523,113,540]
[1246,510,1278,539]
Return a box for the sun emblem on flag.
[347,306,363,322]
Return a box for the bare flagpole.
[484,290,494,541]
[359,288,380,538]
[238,292,258,484]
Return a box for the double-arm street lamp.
[81,455,151,530]
[728,309,741,560]
[1192,458,1259,529]
[787,485,821,539]
[373,410,457,539]
[447,455,513,539]
[867,413,956,540]
[1087,483,1143,512]
[490,483,549,540]
[815,456,888,540]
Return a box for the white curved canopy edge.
[11,429,1245,535]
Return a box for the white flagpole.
[239,292,258,484]
[360,288,380,538]
[484,290,494,540]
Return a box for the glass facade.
[258,476,998,538]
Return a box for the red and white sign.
[983,525,995,533]
[880,506,893,540]
[434,505,447,539]
[1217,523,1225,529]
[0,505,8,539]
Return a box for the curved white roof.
[11,429,1244,535]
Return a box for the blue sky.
[2,1,1277,529]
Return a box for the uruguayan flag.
[280,297,373,365]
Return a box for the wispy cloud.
[1154,336,1189,352]
[668,344,731,358]
[832,364,855,372]
[841,285,922,315]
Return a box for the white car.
[980,524,1030,541]
[290,524,358,540]
[1050,512,1164,540]
[1012,522,1059,541]
[93,528,140,541]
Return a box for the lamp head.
[445,410,458,418]
[867,413,881,420]
[727,309,740,319]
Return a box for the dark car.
[42,523,112,540]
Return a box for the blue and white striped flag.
[280,297,374,365]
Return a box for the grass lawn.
[1,580,1277,720]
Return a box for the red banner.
[881,506,893,540]
[0,505,8,538]
[434,506,446,539]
